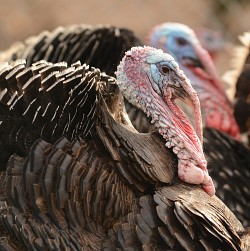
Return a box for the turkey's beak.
[182,56,205,69]
[171,85,194,103]
[180,46,206,70]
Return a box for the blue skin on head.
[150,23,201,67]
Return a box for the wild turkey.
[0,46,249,250]
[224,32,250,146]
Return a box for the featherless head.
[148,23,199,61]
[149,22,197,47]
[147,22,224,92]
[116,46,215,196]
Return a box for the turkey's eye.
[161,66,170,75]
[156,63,170,76]
[176,37,188,46]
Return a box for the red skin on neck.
[187,65,241,140]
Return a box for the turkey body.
[0,57,248,250]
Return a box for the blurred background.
[0,0,250,76]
